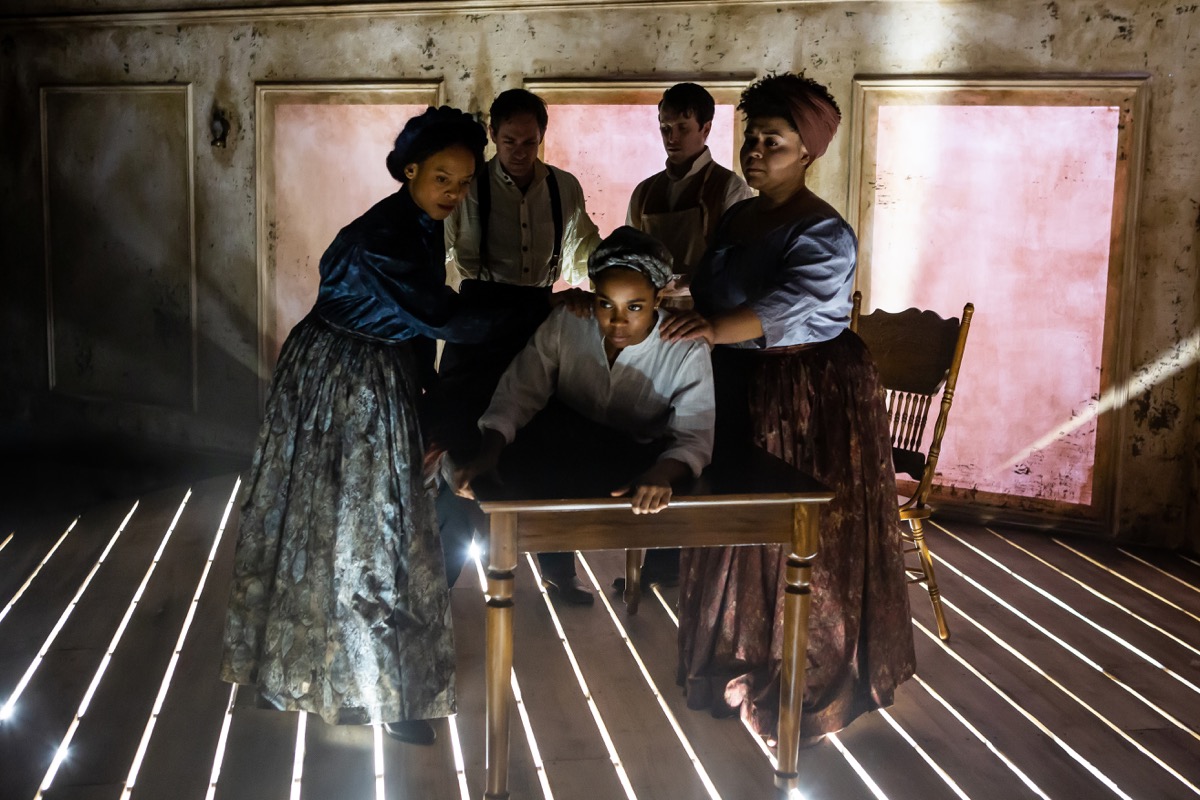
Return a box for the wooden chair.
[850,291,974,641]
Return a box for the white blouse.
[478,306,716,477]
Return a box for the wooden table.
[474,447,833,798]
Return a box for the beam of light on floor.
[203,684,239,800]
[878,709,972,800]
[372,724,386,800]
[828,733,890,800]
[32,491,192,799]
[472,556,553,800]
[577,553,722,800]
[937,589,1200,795]
[914,618,1136,800]
[650,584,679,626]
[121,479,241,798]
[0,518,78,628]
[1117,548,1200,595]
[930,546,1200,743]
[522,553,638,800]
[290,712,307,800]
[999,328,1200,472]
[1181,554,1200,570]
[1,503,136,722]
[1053,539,1200,626]
[911,674,1050,799]
[985,527,1200,661]
[447,714,472,800]
[939,522,1200,695]
[0,532,13,554]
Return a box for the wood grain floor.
[1,473,1198,800]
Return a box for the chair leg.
[908,517,950,641]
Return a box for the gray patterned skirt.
[220,313,455,726]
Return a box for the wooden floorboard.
[506,555,624,800]
[0,486,195,800]
[928,528,1197,730]
[46,477,237,795]
[0,509,80,610]
[0,499,140,695]
[974,526,1200,657]
[130,478,242,800]
[3,474,1200,800]
[916,551,1199,798]
[582,549,781,799]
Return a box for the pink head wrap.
[786,91,841,160]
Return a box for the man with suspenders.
[618,83,753,591]
[439,88,602,605]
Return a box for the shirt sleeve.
[444,183,482,286]
[657,341,716,477]
[748,217,856,348]
[477,307,564,442]
[722,174,756,211]
[557,170,603,286]
[321,235,505,344]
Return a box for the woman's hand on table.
[611,459,690,515]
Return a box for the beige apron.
[636,162,717,309]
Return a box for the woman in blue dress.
[663,74,916,742]
[221,106,505,745]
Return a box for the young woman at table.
[453,226,715,518]
[221,106,505,746]
[661,73,916,742]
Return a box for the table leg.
[624,548,643,615]
[484,512,518,800]
[774,504,819,791]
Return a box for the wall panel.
[42,85,196,411]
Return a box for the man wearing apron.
[621,83,753,590]
[437,88,602,605]
[627,82,754,310]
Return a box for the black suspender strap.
[475,163,565,284]
[476,167,492,280]
[545,167,564,283]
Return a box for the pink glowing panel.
[272,103,426,357]
[542,103,739,241]
[870,105,1119,506]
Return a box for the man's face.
[491,113,544,183]
[658,108,711,167]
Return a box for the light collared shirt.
[625,147,754,224]
[445,157,601,288]
[479,306,715,477]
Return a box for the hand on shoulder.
[659,309,715,346]
[550,286,595,318]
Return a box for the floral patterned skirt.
[220,314,455,726]
[677,329,916,738]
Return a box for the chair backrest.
[849,291,974,508]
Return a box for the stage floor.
[2,473,1199,800]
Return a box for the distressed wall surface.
[0,0,1196,547]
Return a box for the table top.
[475,445,833,514]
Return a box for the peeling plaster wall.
[0,1,1197,546]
